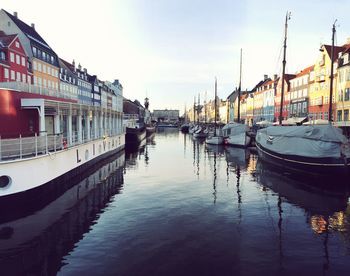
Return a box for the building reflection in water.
[0,152,125,276]
[255,159,350,274]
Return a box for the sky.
[2,0,350,114]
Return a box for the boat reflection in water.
[255,160,350,273]
[0,152,125,276]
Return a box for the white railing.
[0,134,63,161]
[0,127,124,162]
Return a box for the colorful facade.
[289,65,314,118]
[336,47,350,126]
[0,32,32,84]
[274,74,295,122]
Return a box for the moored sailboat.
[223,49,251,147]
[206,78,224,144]
[256,13,350,176]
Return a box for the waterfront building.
[218,99,228,123]
[336,47,350,128]
[309,44,344,121]
[226,89,238,123]
[58,59,78,101]
[89,74,101,107]
[245,92,255,125]
[262,77,277,122]
[0,10,60,96]
[289,65,314,119]
[75,64,92,105]
[0,31,32,84]
[274,74,295,122]
[253,76,271,123]
[153,109,179,123]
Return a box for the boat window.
[0,175,11,188]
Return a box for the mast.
[197,93,200,124]
[237,48,242,123]
[214,77,217,136]
[193,96,196,123]
[279,12,291,125]
[329,21,337,123]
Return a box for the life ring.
[63,139,68,149]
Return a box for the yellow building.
[309,44,344,121]
[336,48,350,126]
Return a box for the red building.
[0,31,32,84]
[274,74,295,122]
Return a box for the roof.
[323,44,346,60]
[0,32,17,48]
[295,65,314,78]
[3,9,55,55]
[60,58,75,72]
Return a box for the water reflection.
[0,152,125,276]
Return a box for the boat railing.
[0,81,76,101]
[0,134,63,161]
[0,128,123,162]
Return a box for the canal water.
[1,128,350,275]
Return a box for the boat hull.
[0,134,125,199]
[205,136,224,145]
[146,126,156,136]
[225,132,251,147]
[256,141,350,176]
[125,127,146,144]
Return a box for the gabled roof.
[323,45,346,60]
[60,58,75,72]
[3,9,55,55]
[0,31,17,48]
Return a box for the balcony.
[0,81,76,101]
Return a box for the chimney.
[13,12,18,18]
[84,68,87,74]
[72,59,76,69]
[31,23,35,29]
[78,63,82,70]
[264,74,268,81]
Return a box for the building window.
[324,112,328,120]
[21,56,25,66]
[10,70,15,80]
[0,51,5,60]
[10,52,14,62]
[337,110,343,122]
[16,72,21,81]
[38,63,42,72]
[345,88,350,101]
[4,68,9,79]
[42,51,46,60]
[22,73,26,82]
[47,66,51,75]
[43,64,46,74]
[16,54,20,65]
[15,41,19,48]
[43,79,47,87]
[345,110,349,121]
[32,46,37,56]
[302,102,307,113]
[28,75,31,84]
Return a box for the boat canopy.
[257,125,350,158]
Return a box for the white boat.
[222,122,251,147]
[0,86,125,199]
[193,125,208,138]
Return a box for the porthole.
[0,175,11,188]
